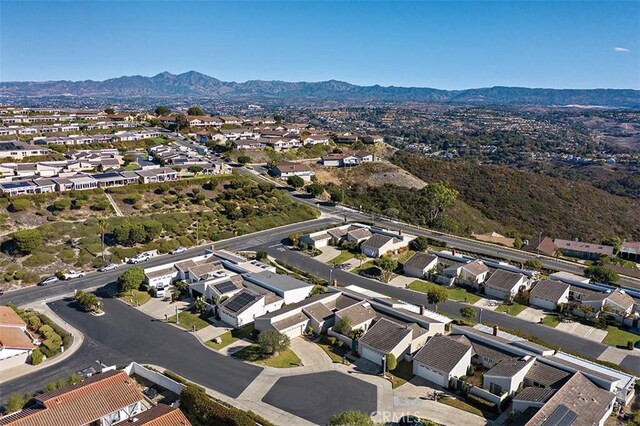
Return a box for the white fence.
[124,362,185,395]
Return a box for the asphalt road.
[263,244,640,374]
[3,296,263,400]
[262,371,378,425]
[0,217,335,307]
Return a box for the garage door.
[360,346,383,365]
[415,363,446,387]
[282,324,305,339]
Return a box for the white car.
[38,276,59,286]
[62,270,86,280]
[128,254,150,264]
[169,247,186,255]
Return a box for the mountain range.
[1,71,638,107]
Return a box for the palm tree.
[97,218,108,261]
[355,252,366,268]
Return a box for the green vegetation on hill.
[392,152,640,241]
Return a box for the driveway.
[517,307,546,323]
[387,275,415,289]
[473,298,500,311]
[315,246,341,263]
[555,321,608,342]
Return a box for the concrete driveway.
[388,275,415,289]
[315,246,341,263]
[473,298,501,311]
[555,321,608,342]
[517,307,547,323]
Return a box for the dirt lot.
[311,161,427,189]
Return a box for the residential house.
[582,288,637,322]
[267,137,302,151]
[0,370,148,426]
[272,162,315,182]
[403,252,438,279]
[483,357,536,396]
[114,404,191,426]
[522,236,558,257]
[357,318,426,366]
[549,271,591,286]
[232,139,267,150]
[0,141,50,159]
[218,288,283,328]
[528,280,570,311]
[524,372,615,426]
[553,239,614,260]
[243,270,313,304]
[0,306,35,371]
[620,241,640,262]
[471,232,515,247]
[135,167,178,184]
[361,135,384,144]
[412,335,473,388]
[484,269,529,300]
[360,229,415,258]
[321,150,374,167]
[442,260,490,288]
[302,135,330,145]
[334,301,378,333]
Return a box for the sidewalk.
[0,301,85,385]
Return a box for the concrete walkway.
[290,337,332,367]
[556,321,607,342]
[104,192,124,217]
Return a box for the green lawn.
[121,163,140,171]
[408,280,481,304]
[387,361,414,389]
[119,289,151,306]
[168,311,210,331]
[542,315,561,328]
[353,261,377,275]
[206,325,254,350]
[232,344,301,368]
[602,326,640,348]
[317,342,350,364]
[329,250,355,265]
[495,303,528,316]
[440,397,484,418]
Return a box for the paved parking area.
[555,322,608,342]
[517,307,547,323]
[261,371,378,425]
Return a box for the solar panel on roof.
[542,404,578,426]
[215,281,237,294]
[3,181,34,189]
[224,292,257,313]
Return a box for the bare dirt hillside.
[311,161,427,189]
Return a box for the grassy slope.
[393,152,640,241]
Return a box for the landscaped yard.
[353,261,377,275]
[206,325,254,350]
[232,344,301,368]
[542,315,561,328]
[408,280,481,304]
[317,341,350,364]
[121,163,140,171]
[119,289,151,306]
[495,302,528,316]
[329,250,355,265]
[168,310,210,331]
[395,250,416,264]
[602,325,640,348]
[439,397,484,418]
[387,361,414,389]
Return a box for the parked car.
[155,284,168,298]
[38,276,59,286]
[127,254,150,264]
[61,270,86,280]
[98,263,118,272]
[169,247,186,255]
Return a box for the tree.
[287,175,304,188]
[329,190,344,203]
[117,267,145,293]
[187,106,204,116]
[155,106,171,116]
[104,108,115,115]
[10,198,31,212]
[421,181,458,226]
[427,286,448,312]
[193,298,207,314]
[188,165,204,175]
[122,154,137,165]
[334,317,352,335]
[31,348,43,365]
[601,236,621,254]
[329,411,373,426]
[257,330,290,355]
[97,218,108,260]
[355,252,366,267]
[385,353,398,371]
[75,291,101,312]
[524,258,543,270]
[375,257,398,282]
[409,236,429,252]
[175,114,188,130]
[52,198,71,211]
[305,183,325,197]
[13,229,42,254]
[460,306,476,321]
[584,265,619,284]
[237,155,251,165]
[91,197,111,211]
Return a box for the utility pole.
[382,355,386,379]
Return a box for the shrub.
[329,411,373,426]
[9,198,31,212]
[257,330,290,355]
[22,252,56,267]
[287,175,304,188]
[385,353,398,371]
[52,198,72,211]
[4,393,30,414]
[180,384,255,426]
[91,197,111,211]
[31,348,44,365]
[325,336,337,346]
[118,267,145,293]
[237,155,251,165]
[13,229,43,254]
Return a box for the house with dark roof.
[620,241,640,262]
[484,269,529,300]
[553,238,614,260]
[357,318,416,366]
[0,370,148,426]
[442,260,490,288]
[272,162,314,182]
[522,236,557,257]
[360,229,416,258]
[412,335,473,387]
[403,253,438,279]
[529,280,570,311]
[483,357,536,396]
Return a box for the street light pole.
[175,306,179,325]
[537,231,542,258]
[382,355,386,378]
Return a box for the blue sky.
[1,1,638,89]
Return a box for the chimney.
[331,279,338,287]
[493,325,499,336]
[451,248,456,256]
[210,244,215,251]
[398,229,402,236]
[420,305,425,315]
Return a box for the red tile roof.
[0,327,34,350]
[115,405,191,426]
[0,306,26,328]
[0,371,145,426]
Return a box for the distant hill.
[1,71,638,107]
[392,152,640,241]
